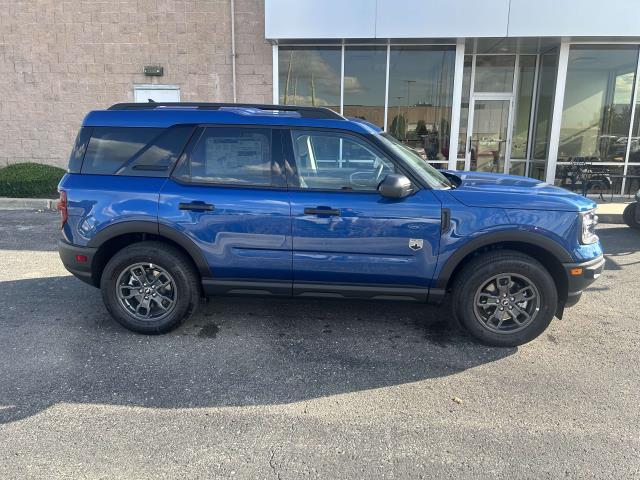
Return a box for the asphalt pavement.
[0,209,638,479]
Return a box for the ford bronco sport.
[57,103,604,347]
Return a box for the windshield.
[378,133,452,190]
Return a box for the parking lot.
[0,209,638,479]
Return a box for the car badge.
[409,239,423,251]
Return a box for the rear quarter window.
[67,127,92,173]
[80,126,194,176]
[116,126,194,177]
[81,127,160,175]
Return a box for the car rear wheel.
[623,202,640,229]
[100,241,200,334]
[451,250,558,347]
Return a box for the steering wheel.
[348,159,388,188]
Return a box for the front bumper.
[58,240,98,287]
[562,254,605,307]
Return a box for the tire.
[623,202,640,229]
[451,250,558,347]
[100,241,200,334]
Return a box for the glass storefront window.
[558,45,639,163]
[509,161,527,176]
[511,55,536,159]
[457,55,472,159]
[625,165,640,195]
[387,46,455,162]
[528,161,546,181]
[343,47,387,128]
[474,55,515,92]
[554,163,623,195]
[470,99,510,173]
[532,49,558,160]
[278,47,341,111]
[628,72,640,163]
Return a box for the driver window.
[290,130,395,191]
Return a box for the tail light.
[56,191,68,229]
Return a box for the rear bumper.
[562,254,605,307]
[58,240,98,287]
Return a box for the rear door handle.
[178,201,215,212]
[304,207,341,216]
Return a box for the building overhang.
[265,0,640,41]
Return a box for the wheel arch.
[436,231,572,305]
[87,221,211,287]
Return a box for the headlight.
[635,190,640,202]
[580,210,599,244]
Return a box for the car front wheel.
[100,241,200,334]
[452,250,558,347]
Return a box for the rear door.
[284,129,442,300]
[158,126,292,295]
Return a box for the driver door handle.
[304,207,341,216]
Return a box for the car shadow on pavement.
[0,275,516,424]
[598,226,640,271]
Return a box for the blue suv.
[57,103,604,347]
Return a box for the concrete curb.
[596,202,630,225]
[597,213,623,224]
[0,197,56,210]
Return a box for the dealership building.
[3,0,640,194]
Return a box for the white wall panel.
[265,0,376,39]
[508,0,640,37]
[375,0,510,38]
[266,0,640,40]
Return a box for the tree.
[416,120,428,137]
[390,114,407,140]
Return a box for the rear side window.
[82,127,160,175]
[116,126,194,176]
[68,127,92,173]
[79,126,193,176]
[173,127,276,186]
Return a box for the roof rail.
[107,102,344,120]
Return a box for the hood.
[444,171,596,212]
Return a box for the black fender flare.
[87,220,211,278]
[434,230,573,289]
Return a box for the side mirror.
[378,173,414,199]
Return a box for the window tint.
[82,127,161,175]
[290,130,395,191]
[68,127,92,173]
[174,127,274,186]
[116,125,194,177]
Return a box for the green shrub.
[0,163,66,198]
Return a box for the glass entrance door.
[466,97,512,173]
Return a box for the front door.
[158,126,292,294]
[284,129,442,300]
[466,97,513,173]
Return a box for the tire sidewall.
[623,202,640,229]
[101,245,197,334]
[455,256,558,347]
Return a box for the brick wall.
[0,0,273,168]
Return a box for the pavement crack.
[269,447,282,480]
